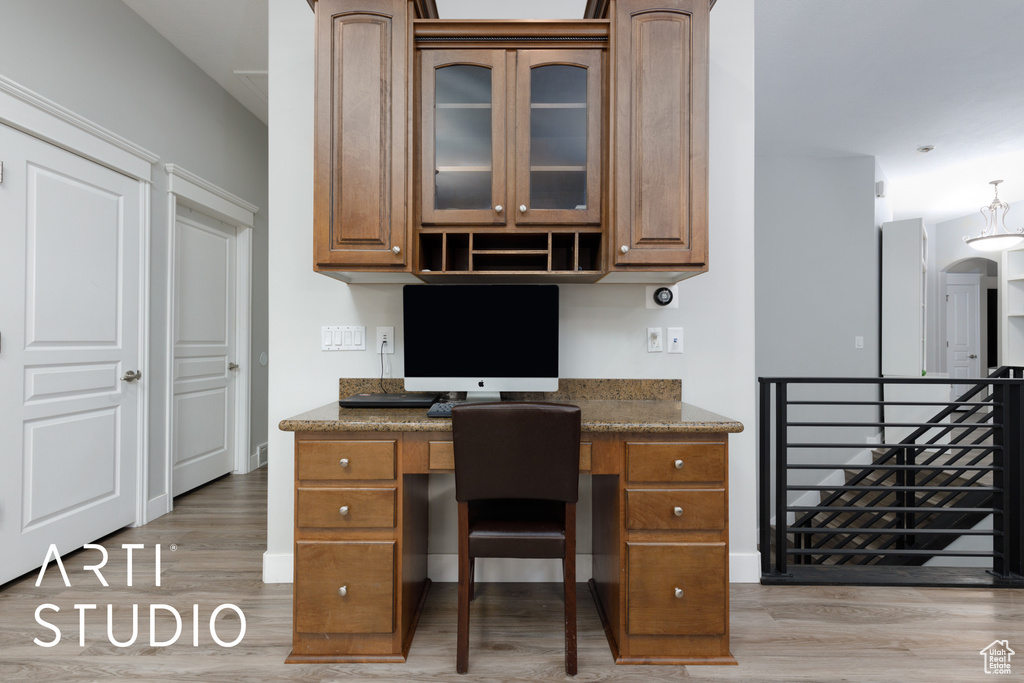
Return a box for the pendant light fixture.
[963,180,1024,251]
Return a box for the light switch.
[321,325,365,351]
[647,327,663,353]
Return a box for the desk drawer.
[295,541,394,634]
[626,542,726,636]
[626,489,725,531]
[626,442,724,483]
[297,440,396,481]
[297,487,396,528]
[428,440,592,471]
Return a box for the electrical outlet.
[647,327,663,353]
[377,326,395,354]
[667,327,683,353]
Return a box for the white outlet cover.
[376,326,396,354]
[667,327,683,353]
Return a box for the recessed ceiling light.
[917,145,935,153]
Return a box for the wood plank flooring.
[1,467,1021,681]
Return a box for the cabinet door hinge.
[0,161,4,184]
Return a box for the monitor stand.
[464,391,502,403]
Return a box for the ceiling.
[757,0,1024,224]
[121,0,268,124]
[122,0,1024,224]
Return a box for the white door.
[0,123,142,583]
[171,208,237,496]
[946,274,982,399]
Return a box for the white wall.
[754,156,882,502]
[266,0,757,582]
[0,0,270,513]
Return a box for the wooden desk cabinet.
[287,429,733,665]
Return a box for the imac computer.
[403,284,559,402]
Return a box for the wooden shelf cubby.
[417,229,603,282]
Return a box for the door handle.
[228,362,239,370]
[968,354,978,359]
[121,370,142,382]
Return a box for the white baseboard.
[263,551,293,583]
[730,551,761,583]
[146,494,171,525]
[249,442,268,471]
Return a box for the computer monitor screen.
[403,284,559,399]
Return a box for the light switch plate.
[647,327,664,352]
[667,327,684,353]
[321,325,365,351]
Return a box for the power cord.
[379,338,388,393]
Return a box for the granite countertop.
[279,398,743,434]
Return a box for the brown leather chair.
[451,401,582,676]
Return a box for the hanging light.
[963,180,1024,251]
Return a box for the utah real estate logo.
[980,640,1014,675]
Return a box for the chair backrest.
[452,402,582,504]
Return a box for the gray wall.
[0,0,269,508]
[755,155,883,498]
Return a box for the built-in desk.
[279,381,742,666]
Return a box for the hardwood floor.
[1,467,1020,681]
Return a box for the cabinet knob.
[620,245,629,254]
[339,458,349,468]
[673,506,683,517]
[339,505,349,516]
[674,587,684,599]
[494,205,503,213]
[674,459,684,469]
[392,246,401,254]
[519,204,527,213]
[338,585,347,597]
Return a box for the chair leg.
[457,502,470,674]
[564,503,577,676]
[469,557,475,601]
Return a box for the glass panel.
[530,65,588,210]
[434,65,492,211]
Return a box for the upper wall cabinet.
[312,0,418,280]
[309,0,713,284]
[604,0,710,282]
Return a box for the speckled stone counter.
[280,378,743,434]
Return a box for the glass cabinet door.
[515,50,602,225]
[420,50,506,225]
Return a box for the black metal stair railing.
[758,367,1024,586]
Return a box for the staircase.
[759,368,1024,587]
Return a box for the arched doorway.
[941,257,999,392]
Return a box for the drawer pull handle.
[338,585,347,597]
[674,459,684,469]
[673,506,683,517]
[339,506,349,516]
[339,458,349,468]
[674,587,684,599]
